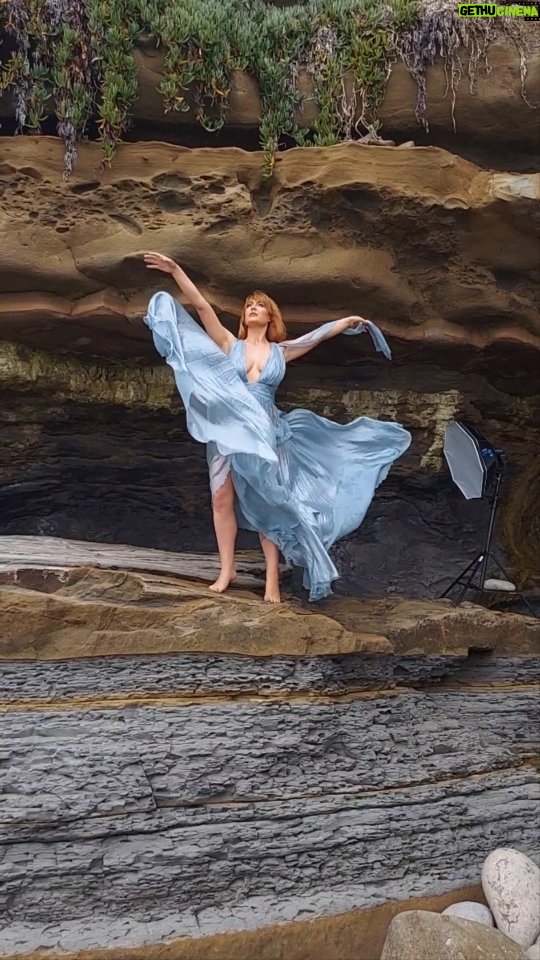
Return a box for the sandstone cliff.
[0,136,538,594]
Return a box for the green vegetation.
[0,0,531,176]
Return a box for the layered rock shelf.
[0,138,538,360]
[1,560,539,958]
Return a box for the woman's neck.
[245,331,268,345]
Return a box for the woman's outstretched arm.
[282,316,365,362]
[144,252,235,354]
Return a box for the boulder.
[482,849,540,948]
[380,910,529,960]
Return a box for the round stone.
[482,848,540,949]
[443,901,495,926]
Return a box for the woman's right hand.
[144,252,178,274]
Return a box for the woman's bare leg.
[209,474,237,593]
[259,534,281,603]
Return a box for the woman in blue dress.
[144,252,411,604]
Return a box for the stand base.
[441,551,537,618]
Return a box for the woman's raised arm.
[144,252,235,354]
[281,315,392,362]
[281,316,363,361]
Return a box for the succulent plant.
[0,0,533,177]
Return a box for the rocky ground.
[1,556,539,958]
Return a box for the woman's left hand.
[346,316,365,329]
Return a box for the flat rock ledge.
[0,536,538,663]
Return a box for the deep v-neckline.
[241,340,273,385]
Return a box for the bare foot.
[264,577,281,603]
[209,570,237,594]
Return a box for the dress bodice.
[229,340,286,394]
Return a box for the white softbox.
[443,421,499,499]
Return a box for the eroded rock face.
[0,120,538,604]
[1,29,539,960]
[1,335,539,599]
[0,139,538,366]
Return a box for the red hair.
[238,291,287,343]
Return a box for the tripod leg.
[489,555,538,618]
[455,556,483,604]
[441,556,479,599]
[489,555,513,582]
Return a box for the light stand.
[441,455,537,617]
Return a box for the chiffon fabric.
[144,291,411,600]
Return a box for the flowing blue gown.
[144,291,411,600]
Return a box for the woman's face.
[244,298,270,328]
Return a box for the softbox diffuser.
[443,421,499,499]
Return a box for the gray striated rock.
[452,656,540,686]
[0,652,466,701]
[1,772,538,954]
[483,849,540,948]
[0,664,538,958]
[1,600,538,957]
[380,911,528,959]
[2,653,539,703]
[1,691,538,825]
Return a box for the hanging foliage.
[0,0,533,177]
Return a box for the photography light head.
[443,420,502,500]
